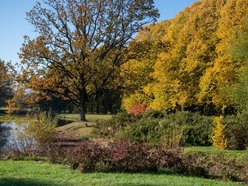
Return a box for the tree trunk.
[79,105,87,121]
[78,86,88,122]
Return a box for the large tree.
[19,0,159,121]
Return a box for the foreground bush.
[47,140,248,183]
[47,140,182,173]
[182,151,248,182]
[108,141,182,172]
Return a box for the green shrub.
[93,111,137,138]
[115,118,162,144]
[28,112,57,143]
[116,111,213,147]
[158,112,213,147]
[224,113,248,150]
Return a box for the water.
[0,122,38,154]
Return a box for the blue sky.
[0,0,197,63]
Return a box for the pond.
[0,122,38,155]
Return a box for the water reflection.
[0,122,38,154]
[0,123,11,149]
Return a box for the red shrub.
[128,103,147,116]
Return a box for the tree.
[227,19,248,113]
[19,0,159,121]
[0,59,12,107]
[198,0,248,112]
[120,20,170,110]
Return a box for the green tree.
[227,19,248,112]
[19,0,159,121]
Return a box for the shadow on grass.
[0,178,58,186]
[57,119,75,127]
[117,184,164,186]
[0,178,167,186]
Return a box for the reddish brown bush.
[128,103,147,116]
[108,141,181,172]
[47,140,182,173]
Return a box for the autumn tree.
[199,0,248,112]
[120,20,170,110]
[122,0,248,115]
[0,59,12,107]
[227,19,248,113]
[19,0,159,121]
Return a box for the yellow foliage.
[124,0,248,113]
[212,116,227,150]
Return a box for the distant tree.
[0,59,12,107]
[19,0,159,121]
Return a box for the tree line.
[122,0,248,115]
[1,0,248,118]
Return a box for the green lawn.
[0,160,241,186]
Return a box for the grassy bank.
[57,113,112,122]
[0,160,240,186]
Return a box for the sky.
[0,0,197,64]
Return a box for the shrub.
[47,140,183,173]
[93,111,137,138]
[28,112,56,143]
[66,141,103,172]
[224,113,248,150]
[212,116,227,150]
[116,111,213,147]
[108,141,182,172]
[47,139,248,183]
[4,112,56,158]
[116,118,162,144]
[182,152,245,182]
[127,103,147,116]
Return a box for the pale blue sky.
[0,0,197,63]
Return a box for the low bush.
[47,139,248,183]
[108,141,182,172]
[182,152,246,182]
[47,140,182,173]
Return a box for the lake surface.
[0,122,37,154]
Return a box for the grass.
[57,113,112,122]
[56,121,95,138]
[56,114,112,138]
[0,160,241,186]
[184,146,248,162]
[0,115,36,123]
